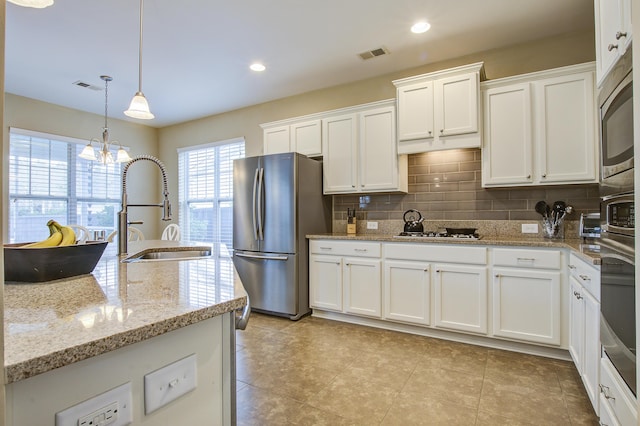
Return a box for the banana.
[22,230,63,247]
[47,220,76,246]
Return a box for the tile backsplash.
[332,148,600,238]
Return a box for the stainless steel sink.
[122,246,212,263]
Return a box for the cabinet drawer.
[600,356,637,426]
[569,253,600,301]
[384,243,487,264]
[492,248,562,270]
[310,240,381,257]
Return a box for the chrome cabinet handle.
[568,264,576,269]
[615,31,627,39]
[599,384,615,401]
[354,248,368,252]
[319,246,333,250]
[573,291,583,300]
[608,43,618,51]
[517,257,535,262]
[579,274,591,281]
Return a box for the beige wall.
[3,94,162,239]
[158,29,595,223]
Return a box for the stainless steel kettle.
[403,209,424,233]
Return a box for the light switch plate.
[55,382,132,426]
[521,223,539,233]
[144,354,197,414]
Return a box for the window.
[8,128,123,243]
[178,137,245,253]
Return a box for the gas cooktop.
[394,231,482,240]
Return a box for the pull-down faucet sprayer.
[118,155,172,255]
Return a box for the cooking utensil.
[403,209,425,233]
[534,201,548,217]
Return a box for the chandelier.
[79,76,132,165]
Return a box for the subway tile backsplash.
[332,148,600,237]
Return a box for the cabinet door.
[434,72,478,136]
[309,255,343,312]
[583,289,600,414]
[482,83,533,186]
[397,81,434,141]
[359,106,398,192]
[384,260,431,325]
[595,0,624,86]
[492,268,561,346]
[434,264,487,334]
[264,125,290,154]
[322,113,358,193]
[569,277,585,370]
[535,71,597,184]
[343,257,381,318]
[291,119,322,157]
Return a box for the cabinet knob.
[436,269,441,273]
[424,268,429,272]
[352,185,356,188]
[599,384,615,401]
[526,174,531,179]
[608,43,619,51]
[615,31,628,40]
[542,173,547,178]
[495,274,501,278]
[440,129,444,133]
[428,130,432,135]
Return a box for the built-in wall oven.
[600,194,636,396]
[598,46,636,397]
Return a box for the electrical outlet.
[366,221,378,230]
[55,382,132,426]
[521,223,539,233]
[144,354,197,414]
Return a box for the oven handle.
[599,238,635,264]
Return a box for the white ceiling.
[5,0,594,128]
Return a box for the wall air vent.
[358,46,390,60]
[72,80,103,91]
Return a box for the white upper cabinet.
[263,125,291,155]
[393,62,484,154]
[322,100,407,195]
[481,63,598,187]
[262,119,322,157]
[594,0,632,87]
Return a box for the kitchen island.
[4,240,247,425]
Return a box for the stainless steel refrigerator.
[232,152,331,320]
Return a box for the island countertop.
[4,240,247,384]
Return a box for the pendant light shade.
[7,0,54,8]
[124,0,154,120]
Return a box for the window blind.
[8,129,123,243]
[177,137,245,251]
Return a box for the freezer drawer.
[233,251,299,317]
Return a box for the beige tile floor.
[236,313,599,425]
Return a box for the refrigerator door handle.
[235,252,289,261]
[257,167,265,241]
[252,167,259,240]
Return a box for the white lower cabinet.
[600,356,638,426]
[309,240,382,318]
[491,248,563,346]
[384,260,431,325]
[434,263,488,334]
[568,253,601,415]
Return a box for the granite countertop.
[4,240,247,384]
[307,233,601,265]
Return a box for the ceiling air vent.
[72,80,103,91]
[358,46,390,60]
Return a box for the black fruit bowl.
[4,241,108,283]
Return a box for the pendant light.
[124,0,154,120]
[7,0,54,8]
[79,76,132,164]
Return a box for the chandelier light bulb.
[7,0,54,8]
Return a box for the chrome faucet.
[118,155,172,255]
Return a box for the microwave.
[599,48,634,196]
[601,192,634,238]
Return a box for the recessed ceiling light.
[411,21,431,34]
[250,63,266,72]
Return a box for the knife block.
[347,217,357,234]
